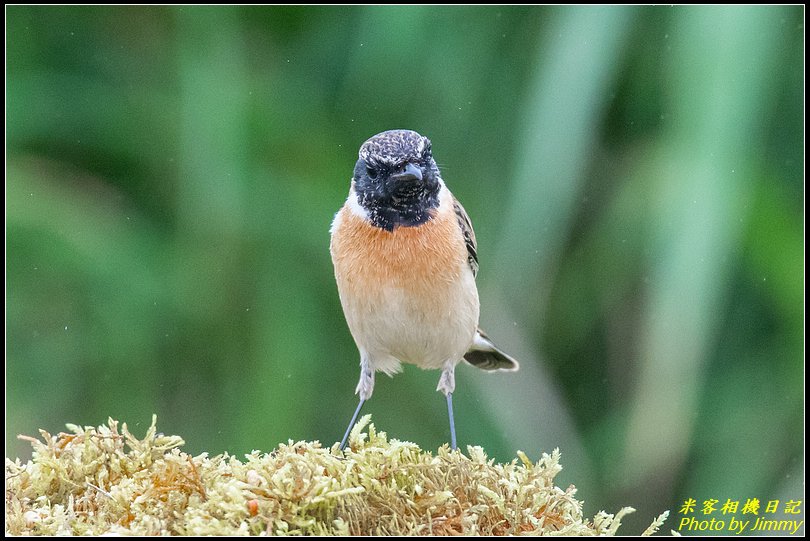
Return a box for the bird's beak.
[389,162,423,183]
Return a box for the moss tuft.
[5,415,669,535]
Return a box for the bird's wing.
[452,197,479,278]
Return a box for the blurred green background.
[6,5,803,533]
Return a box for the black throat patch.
[356,183,440,231]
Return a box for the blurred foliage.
[6,5,803,533]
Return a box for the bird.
[330,129,518,451]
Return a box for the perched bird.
[330,129,518,450]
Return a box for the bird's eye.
[366,165,379,179]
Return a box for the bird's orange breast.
[330,205,468,297]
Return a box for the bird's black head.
[352,129,441,231]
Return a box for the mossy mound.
[5,415,668,535]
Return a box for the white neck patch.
[345,184,370,220]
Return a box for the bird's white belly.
[342,270,479,375]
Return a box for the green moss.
[5,415,668,535]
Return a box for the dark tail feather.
[463,328,519,371]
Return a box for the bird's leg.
[436,361,457,450]
[339,357,374,451]
[446,393,457,451]
[338,398,365,451]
